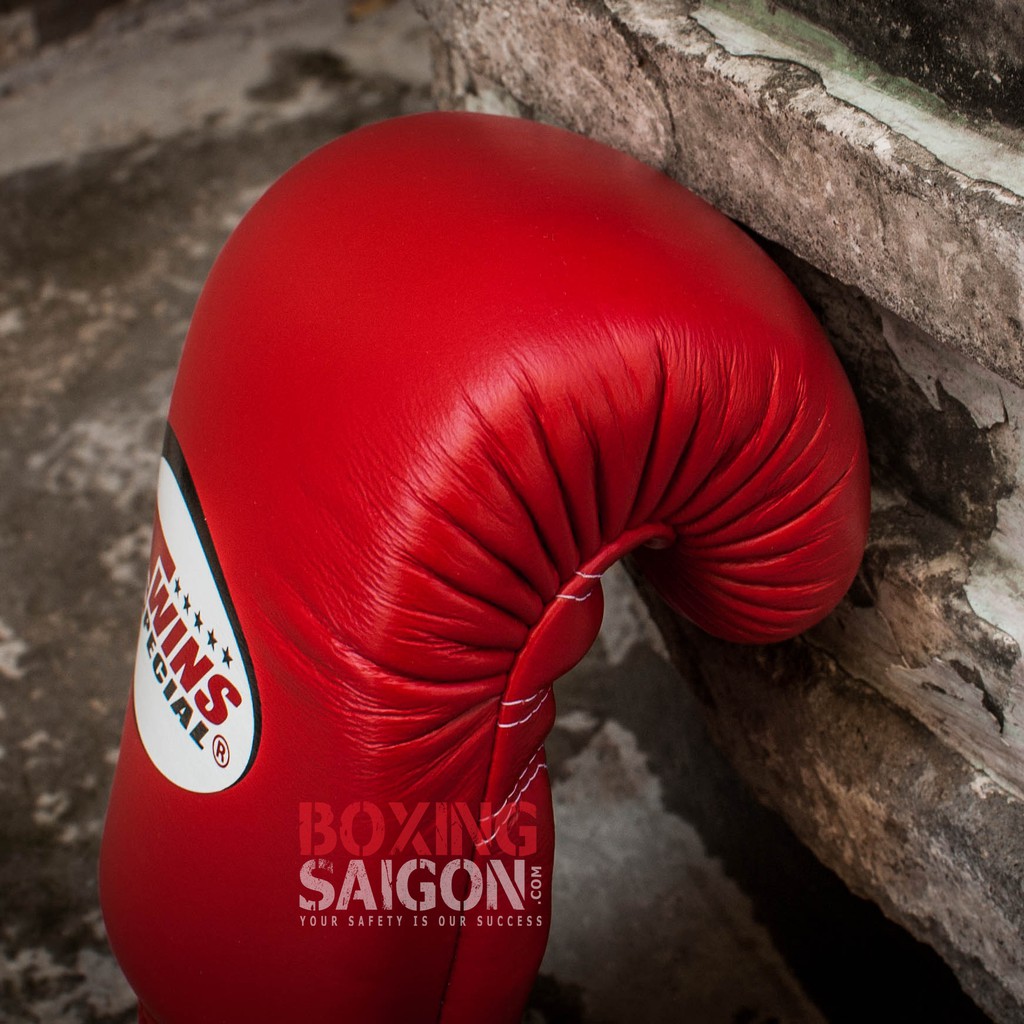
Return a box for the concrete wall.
[416,2,1024,1020]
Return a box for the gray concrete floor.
[0,2,993,1022]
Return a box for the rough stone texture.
[640,583,1024,1024]
[773,0,1024,129]
[418,1,1024,1020]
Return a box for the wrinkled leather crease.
[100,112,869,1024]
[405,317,864,1022]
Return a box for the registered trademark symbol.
[212,734,230,768]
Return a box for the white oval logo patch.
[132,433,259,792]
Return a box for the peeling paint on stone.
[880,311,1009,430]
[775,251,1024,802]
[967,574,1024,654]
[641,591,1024,1023]
[772,0,1024,129]
[693,0,1024,197]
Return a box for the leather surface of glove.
[100,111,870,1023]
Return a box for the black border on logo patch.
[161,424,262,787]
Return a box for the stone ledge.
[417,0,1024,390]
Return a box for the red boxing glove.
[100,112,869,1023]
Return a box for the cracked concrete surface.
[0,1,1007,1022]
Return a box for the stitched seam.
[478,751,548,845]
[497,689,551,728]
[501,690,547,707]
[434,562,612,1022]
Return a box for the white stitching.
[500,689,547,707]
[497,689,550,728]
[555,569,605,600]
[478,566,604,848]
[505,758,546,807]
[479,753,548,845]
